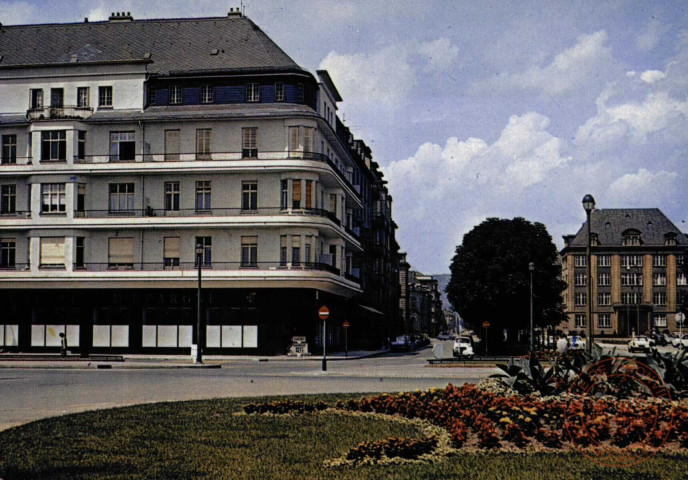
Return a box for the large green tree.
[446,217,566,337]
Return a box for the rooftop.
[0,14,303,75]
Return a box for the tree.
[446,217,566,341]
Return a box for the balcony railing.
[0,263,31,271]
[27,106,94,121]
[73,261,343,276]
[0,157,33,166]
[73,207,341,224]
[73,151,361,196]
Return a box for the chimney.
[109,11,134,22]
[227,8,242,17]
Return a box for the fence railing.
[73,261,343,276]
[26,106,94,121]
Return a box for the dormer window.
[246,83,260,102]
[275,82,284,102]
[590,233,599,246]
[200,85,214,104]
[622,229,642,246]
[665,233,677,246]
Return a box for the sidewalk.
[0,349,388,369]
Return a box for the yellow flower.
[499,417,513,424]
[518,415,524,420]
[525,418,532,423]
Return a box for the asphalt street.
[0,347,498,431]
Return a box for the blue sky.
[2,0,687,273]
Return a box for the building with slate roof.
[560,208,688,336]
[0,11,401,354]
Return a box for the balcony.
[27,106,94,121]
[0,263,30,271]
[74,261,343,276]
[73,151,360,198]
[74,206,342,223]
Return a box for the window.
[164,182,180,212]
[50,88,64,108]
[41,131,66,161]
[665,234,677,246]
[275,82,284,102]
[574,255,586,267]
[678,273,687,286]
[246,83,260,102]
[1,135,17,164]
[163,237,180,269]
[242,128,258,158]
[621,292,641,304]
[574,314,586,328]
[678,255,686,267]
[164,129,180,161]
[75,237,85,268]
[304,127,313,153]
[653,255,667,267]
[597,255,611,267]
[305,236,313,264]
[242,181,257,211]
[621,255,643,268]
[653,292,667,306]
[597,292,611,306]
[195,181,211,211]
[98,86,112,107]
[574,292,586,306]
[291,236,301,266]
[77,87,90,108]
[241,236,258,267]
[41,184,66,213]
[653,273,667,286]
[40,237,65,266]
[653,314,667,328]
[108,183,135,214]
[76,184,86,215]
[621,273,642,286]
[623,234,641,246]
[148,87,157,106]
[169,85,182,104]
[0,239,15,269]
[196,129,212,160]
[200,85,214,104]
[305,180,313,209]
[574,273,586,286]
[289,126,299,157]
[598,314,611,328]
[296,83,304,102]
[1,185,16,214]
[77,131,86,160]
[281,180,288,210]
[195,236,212,267]
[598,272,610,286]
[108,237,134,268]
[292,180,302,209]
[109,132,135,161]
[280,236,287,266]
[30,89,43,109]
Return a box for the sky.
[2,0,687,274]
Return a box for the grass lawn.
[0,393,687,480]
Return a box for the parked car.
[390,335,412,352]
[648,333,667,347]
[671,335,688,349]
[452,337,475,359]
[437,332,455,341]
[629,336,652,353]
[568,335,586,350]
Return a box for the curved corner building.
[0,12,401,354]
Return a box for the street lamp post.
[195,243,204,364]
[582,194,596,354]
[529,262,535,353]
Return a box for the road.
[0,348,498,431]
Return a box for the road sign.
[319,306,330,320]
[342,321,350,328]
[677,312,686,324]
[482,321,490,329]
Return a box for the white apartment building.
[0,12,382,354]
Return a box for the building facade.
[408,271,444,337]
[561,208,688,336]
[0,12,401,354]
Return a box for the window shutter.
[40,238,65,265]
[108,238,134,264]
[164,237,180,258]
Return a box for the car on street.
[671,334,688,349]
[648,333,667,347]
[390,335,413,352]
[437,332,455,341]
[628,336,652,353]
[452,337,475,359]
[568,335,586,350]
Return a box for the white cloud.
[319,46,416,109]
[637,18,668,52]
[640,69,666,84]
[0,1,41,24]
[476,31,618,96]
[418,37,459,72]
[608,168,679,205]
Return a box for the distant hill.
[432,273,451,309]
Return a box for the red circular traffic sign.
[318,306,330,320]
[482,321,490,329]
[342,321,350,328]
